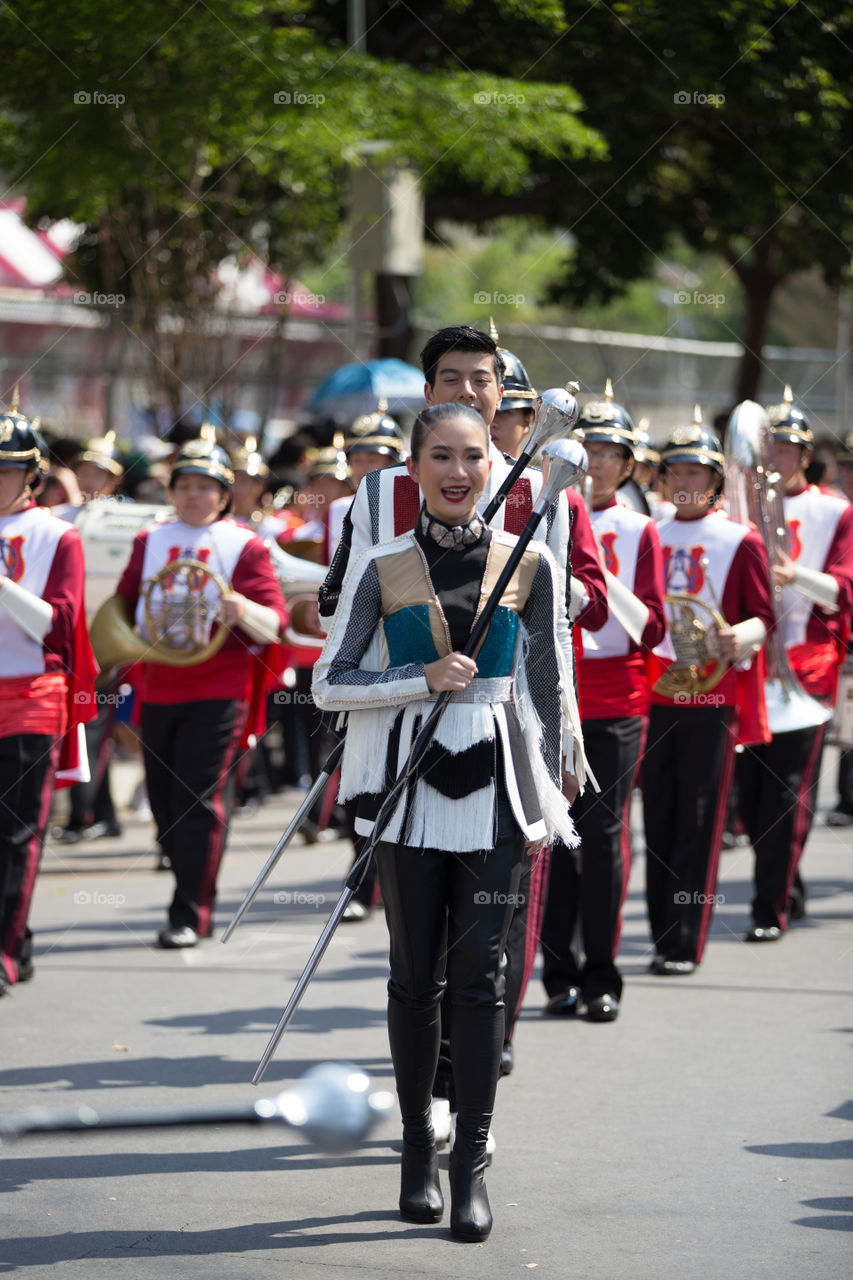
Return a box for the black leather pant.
[374,791,524,1148]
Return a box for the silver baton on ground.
[252,423,587,1085]
[0,1062,394,1154]
[221,737,345,943]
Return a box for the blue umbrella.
[305,358,426,422]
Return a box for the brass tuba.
[90,559,230,673]
[724,399,830,732]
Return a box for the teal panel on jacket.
[385,604,517,677]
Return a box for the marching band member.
[279,445,352,842]
[327,405,405,916]
[113,433,288,948]
[325,402,404,557]
[827,432,853,826]
[74,430,125,503]
[229,437,281,538]
[313,402,574,1241]
[477,337,606,1068]
[643,416,774,974]
[53,431,128,844]
[0,402,96,996]
[735,390,853,939]
[541,385,665,1021]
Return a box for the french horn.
[90,558,230,673]
[654,592,729,698]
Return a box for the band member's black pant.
[643,703,736,965]
[735,724,826,930]
[0,733,58,986]
[542,715,645,1002]
[375,789,524,1145]
[141,699,247,936]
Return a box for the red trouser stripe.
[513,841,551,1029]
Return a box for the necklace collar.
[419,505,485,550]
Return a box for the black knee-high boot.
[448,1002,503,1241]
[387,997,444,1223]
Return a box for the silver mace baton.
[0,1063,394,1155]
[221,737,345,943]
[252,424,587,1085]
[481,381,580,524]
[224,386,579,944]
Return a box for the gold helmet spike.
[693,404,703,426]
[245,435,258,453]
[637,417,650,432]
[200,422,217,444]
[489,316,500,344]
[604,377,614,401]
[333,431,346,451]
[376,397,388,414]
[103,430,116,447]
[11,384,20,412]
[783,385,794,404]
[566,380,580,395]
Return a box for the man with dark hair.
[419,324,506,396]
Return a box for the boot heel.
[399,1142,443,1223]
[449,1148,492,1241]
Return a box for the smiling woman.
[406,404,491,529]
[312,401,574,1242]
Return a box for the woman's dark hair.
[409,403,489,462]
[420,325,505,388]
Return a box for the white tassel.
[513,622,579,847]
[338,706,397,800]
[407,779,496,852]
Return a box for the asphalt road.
[0,755,851,1279]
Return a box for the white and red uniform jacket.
[579,498,666,720]
[0,501,96,784]
[780,484,853,701]
[648,508,775,738]
[116,518,288,745]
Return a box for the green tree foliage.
[335,0,853,400]
[0,0,600,413]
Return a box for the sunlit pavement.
[0,755,850,1279]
